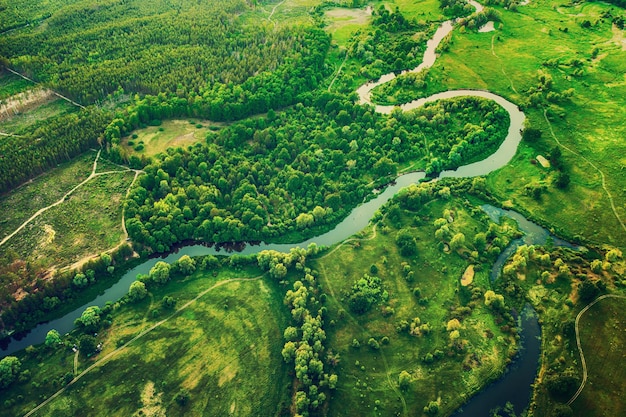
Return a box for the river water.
[1,1,552,416]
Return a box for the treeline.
[0,108,113,193]
[1,22,329,192]
[257,248,338,416]
[120,93,508,253]
[0,0,321,103]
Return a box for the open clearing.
[122,120,219,157]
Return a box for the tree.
[0,356,21,388]
[450,232,466,251]
[176,255,196,275]
[398,370,411,390]
[79,335,98,356]
[149,261,171,284]
[484,290,505,310]
[175,388,190,406]
[395,229,417,257]
[45,329,62,347]
[128,281,148,302]
[473,232,487,253]
[75,306,102,332]
[554,171,570,189]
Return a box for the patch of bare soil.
[0,88,55,121]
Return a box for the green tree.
[45,329,62,347]
[398,370,411,390]
[128,281,148,302]
[79,335,98,356]
[75,306,102,332]
[149,261,171,284]
[395,229,417,257]
[0,356,21,388]
[450,232,466,251]
[176,255,196,275]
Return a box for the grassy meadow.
[0,152,96,242]
[312,195,520,416]
[573,296,626,417]
[122,120,218,158]
[366,0,626,248]
[0,265,291,417]
[4,170,135,268]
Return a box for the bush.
[368,338,380,350]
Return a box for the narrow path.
[491,33,518,94]
[23,275,264,417]
[328,49,350,92]
[315,222,408,417]
[5,67,86,109]
[267,0,286,28]
[543,109,626,234]
[567,294,626,406]
[0,150,139,248]
[73,350,78,376]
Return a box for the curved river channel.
[2,1,557,415]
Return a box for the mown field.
[0,265,291,417]
[312,192,520,416]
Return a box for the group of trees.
[119,94,509,254]
[256,248,336,416]
[347,6,432,81]
[0,108,112,193]
[1,1,318,103]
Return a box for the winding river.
[1,1,552,416]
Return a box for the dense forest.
[124,94,508,253]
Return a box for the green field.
[4,170,134,268]
[0,266,291,417]
[368,0,626,248]
[313,192,520,416]
[0,71,34,100]
[573,296,626,417]
[122,120,218,158]
[0,152,96,242]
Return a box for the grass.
[122,119,219,158]
[573,296,626,417]
[312,195,519,416]
[0,152,96,242]
[0,265,291,417]
[4,170,135,268]
[365,0,626,248]
[0,98,77,134]
[0,71,34,100]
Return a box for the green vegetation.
[0,71,33,99]
[0,98,77,135]
[121,119,217,158]
[312,183,521,416]
[1,0,625,415]
[124,95,508,253]
[0,263,291,417]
